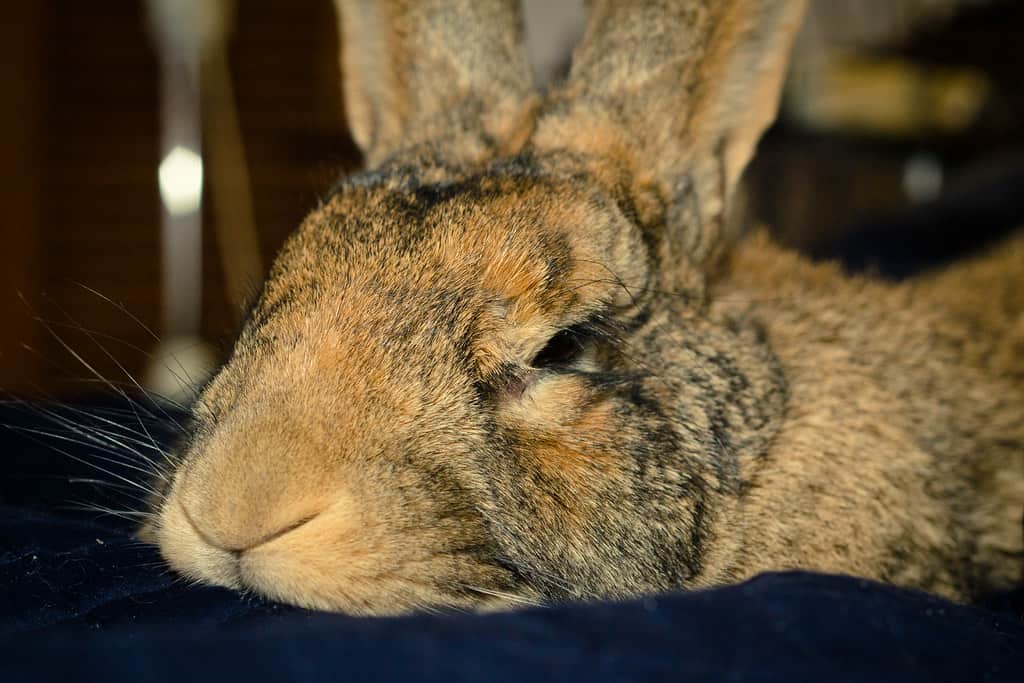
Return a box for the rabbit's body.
[714,233,1024,598]
[144,0,1023,614]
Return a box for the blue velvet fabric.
[2,401,1022,682]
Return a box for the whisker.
[491,554,596,602]
[54,402,172,457]
[1,423,158,498]
[32,301,190,429]
[6,424,163,482]
[72,283,213,400]
[62,478,154,506]
[73,282,162,343]
[457,583,546,609]
[29,317,158,361]
[62,502,154,522]
[22,327,170,428]
[3,396,169,473]
[3,397,177,482]
[52,378,188,413]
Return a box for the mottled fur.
[143,0,1023,614]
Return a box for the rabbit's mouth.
[151,441,537,615]
[155,495,244,592]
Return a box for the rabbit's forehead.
[362,178,644,333]
[329,163,647,301]
[273,165,648,313]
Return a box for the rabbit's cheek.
[233,503,390,609]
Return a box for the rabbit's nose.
[170,439,336,554]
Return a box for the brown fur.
[142,0,1023,614]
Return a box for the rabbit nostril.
[248,514,319,551]
[179,499,320,553]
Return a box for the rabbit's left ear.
[533,0,807,264]
[334,0,536,168]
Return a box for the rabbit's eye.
[531,328,586,370]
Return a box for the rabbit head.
[146,0,827,615]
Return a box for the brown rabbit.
[142,0,1024,615]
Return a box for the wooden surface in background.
[0,3,42,391]
[34,1,163,396]
[0,0,357,398]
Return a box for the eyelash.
[472,312,621,401]
[529,314,616,371]
[530,327,587,369]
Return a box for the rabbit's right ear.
[334,0,536,168]
[534,0,807,265]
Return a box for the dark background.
[1,0,1022,398]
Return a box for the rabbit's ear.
[534,0,807,263]
[334,0,536,167]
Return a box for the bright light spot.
[158,145,203,215]
[903,152,943,204]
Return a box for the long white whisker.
[66,477,150,495]
[32,318,169,424]
[73,282,163,343]
[457,584,545,609]
[2,424,158,498]
[6,396,168,472]
[54,402,169,456]
[6,424,163,482]
[63,501,154,523]
[33,302,191,429]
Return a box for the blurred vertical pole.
[145,0,262,403]
[145,0,221,401]
[201,8,264,321]
[155,39,203,340]
[0,2,42,393]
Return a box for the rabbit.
[139,0,1024,615]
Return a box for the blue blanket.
[2,402,1023,682]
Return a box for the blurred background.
[0,0,1022,401]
